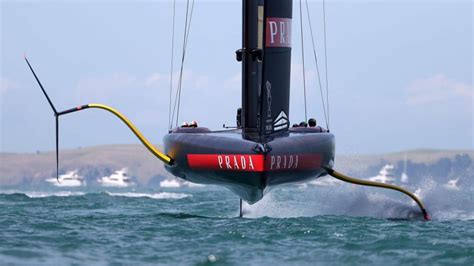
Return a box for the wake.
[243,177,474,221]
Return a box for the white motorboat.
[401,153,409,183]
[45,170,85,187]
[401,172,409,183]
[368,164,396,184]
[98,168,135,187]
[443,178,460,190]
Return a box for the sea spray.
[244,177,474,221]
[105,191,192,200]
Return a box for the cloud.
[68,66,331,132]
[405,74,473,105]
[74,73,139,101]
[290,62,319,89]
[71,64,320,110]
[69,69,243,130]
[0,78,17,95]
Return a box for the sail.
[241,0,293,142]
[260,0,292,137]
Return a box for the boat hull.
[164,129,335,204]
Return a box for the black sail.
[241,0,292,142]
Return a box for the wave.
[0,190,86,198]
[105,192,192,200]
[0,190,191,200]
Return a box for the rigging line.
[171,0,190,128]
[305,0,328,129]
[168,0,177,131]
[170,0,193,128]
[299,0,308,122]
[176,0,195,127]
[322,0,330,130]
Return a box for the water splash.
[244,178,474,221]
[105,191,192,200]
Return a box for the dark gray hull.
[164,128,335,204]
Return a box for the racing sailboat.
[25,0,429,220]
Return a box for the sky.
[0,0,473,155]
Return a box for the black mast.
[239,0,293,143]
[240,0,262,142]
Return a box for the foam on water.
[0,190,86,198]
[0,180,472,264]
[105,191,192,200]
[1,175,472,220]
[0,190,192,200]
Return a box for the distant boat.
[443,178,460,190]
[368,164,396,184]
[400,172,409,183]
[46,170,85,187]
[401,153,409,183]
[160,177,205,188]
[98,168,135,188]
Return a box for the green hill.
[0,144,170,186]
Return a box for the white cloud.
[0,78,16,95]
[69,70,243,130]
[144,73,164,88]
[74,73,138,101]
[68,67,330,131]
[290,62,318,89]
[223,72,241,92]
[405,74,473,105]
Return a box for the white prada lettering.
[216,155,256,170]
[270,155,299,170]
[233,156,240,169]
[269,21,278,44]
[266,18,292,48]
[248,156,255,170]
[280,21,286,44]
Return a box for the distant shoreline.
[1,144,473,186]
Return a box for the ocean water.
[1,179,473,265]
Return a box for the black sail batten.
[240,0,293,142]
